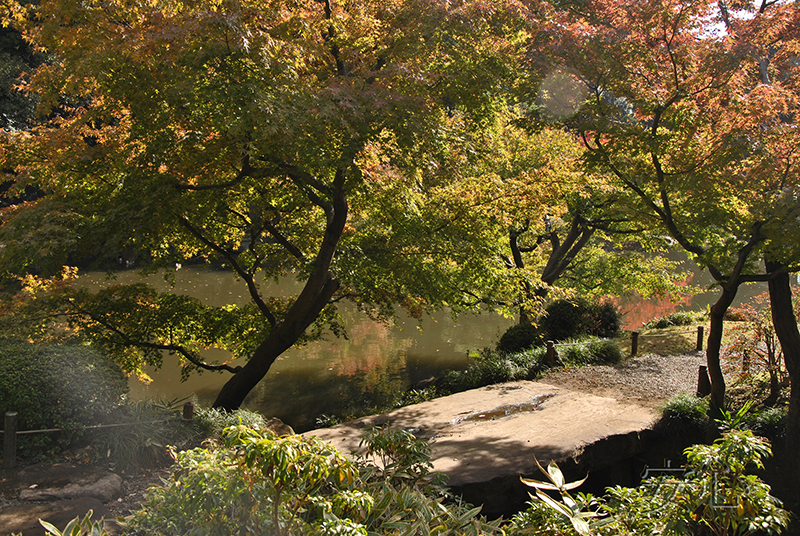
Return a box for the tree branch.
[179,216,278,326]
[175,153,254,191]
[73,308,242,374]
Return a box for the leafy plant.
[519,458,603,535]
[193,406,270,440]
[744,406,787,440]
[497,322,542,354]
[644,311,705,329]
[558,338,623,367]
[359,425,434,483]
[539,299,621,343]
[669,431,790,536]
[39,511,111,536]
[437,347,548,394]
[513,431,789,535]
[655,393,709,440]
[127,424,504,536]
[723,291,793,405]
[127,427,365,536]
[717,400,755,432]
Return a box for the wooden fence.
[1,402,195,470]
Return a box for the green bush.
[126,424,504,536]
[643,311,705,329]
[558,338,623,367]
[497,322,541,354]
[540,299,621,342]
[512,431,788,536]
[437,347,548,394]
[654,393,709,440]
[194,406,270,439]
[745,406,788,440]
[0,339,128,457]
[586,339,624,365]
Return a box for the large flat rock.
[305,381,658,488]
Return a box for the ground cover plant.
[34,412,792,536]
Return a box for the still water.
[81,268,512,431]
[81,266,767,431]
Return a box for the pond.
[80,265,769,432]
[81,268,512,431]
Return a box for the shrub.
[437,347,548,394]
[0,339,127,457]
[512,431,788,536]
[722,291,787,405]
[745,406,788,440]
[643,311,705,329]
[194,406,270,439]
[668,430,789,535]
[586,339,624,365]
[39,511,112,536]
[497,322,541,354]
[126,424,504,536]
[557,338,623,367]
[592,302,622,339]
[654,393,708,440]
[540,299,621,342]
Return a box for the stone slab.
[16,463,122,502]
[305,381,658,487]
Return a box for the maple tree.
[542,0,800,419]
[0,0,533,410]
[723,291,796,405]
[421,108,685,326]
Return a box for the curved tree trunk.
[706,284,738,418]
[766,263,800,482]
[212,274,341,411]
[213,185,349,411]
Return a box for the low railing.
[543,325,710,399]
[1,402,195,470]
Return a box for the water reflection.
[79,268,512,431]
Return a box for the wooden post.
[182,402,194,421]
[546,341,557,366]
[697,365,712,397]
[696,326,704,352]
[631,331,639,356]
[4,412,17,470]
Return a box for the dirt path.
[540,352,707,409]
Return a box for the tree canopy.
[0,0,533,409]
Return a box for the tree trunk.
[509,227,535,326]
[706,284,738,418]
[213,184,349,410]
[766,263,800,481]
[212,274,341,410]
